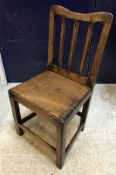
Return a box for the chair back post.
[90,16,113,85]
[48,6,55,66]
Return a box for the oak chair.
[9,5,113,169]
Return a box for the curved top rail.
[51,5,113,22]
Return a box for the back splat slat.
[58,17,66,67]
[68,20,79,70]
[79,23,94,74]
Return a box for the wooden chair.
[9,5,113,169]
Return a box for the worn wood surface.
[56,123,66,168]
[49,64,90,86]
[9,93,24,136]
[80,97,91,131]
[48,6,55,66]
[10,71,90,122]
[50,5,112,22]
[90,17,113,84]
[58,17,66,67]
[19,123,56,151]
[67,20,79,70]
[79,22,94,74]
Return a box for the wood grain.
[68,20,79,70]
[9,93,24,136]
[56,123,66,168]
[49,64,90,86]
[90,17,113,84]
[10,71,90,122]
[58,16,66,66]
[51,5,112,22]
[48,6,55,65]
[79,23,94,74]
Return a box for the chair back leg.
[81,97,91,131]
[56,123,66,168]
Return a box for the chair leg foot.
[17,127,24,136]
[9,92,24,136]
[56,123,66,169]
[56,162,63,169]
[81,126,85,132]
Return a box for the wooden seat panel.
[10,71,91,121]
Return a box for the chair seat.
[10,71,91,122]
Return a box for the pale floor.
[0,84,116,175]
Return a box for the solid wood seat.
[9,5,113,169]
[10,71,91,122]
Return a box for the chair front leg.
[56,122,66,169]
[81,97,91,131]
[9,93,24,136]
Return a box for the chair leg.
[9,94,24,136]
[81,97,91,131]
[56,123,66,169]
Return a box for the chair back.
[48,5,113,86]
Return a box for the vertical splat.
[79,22,94,74]
[58,16,66,67]
[67,20,79,70]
